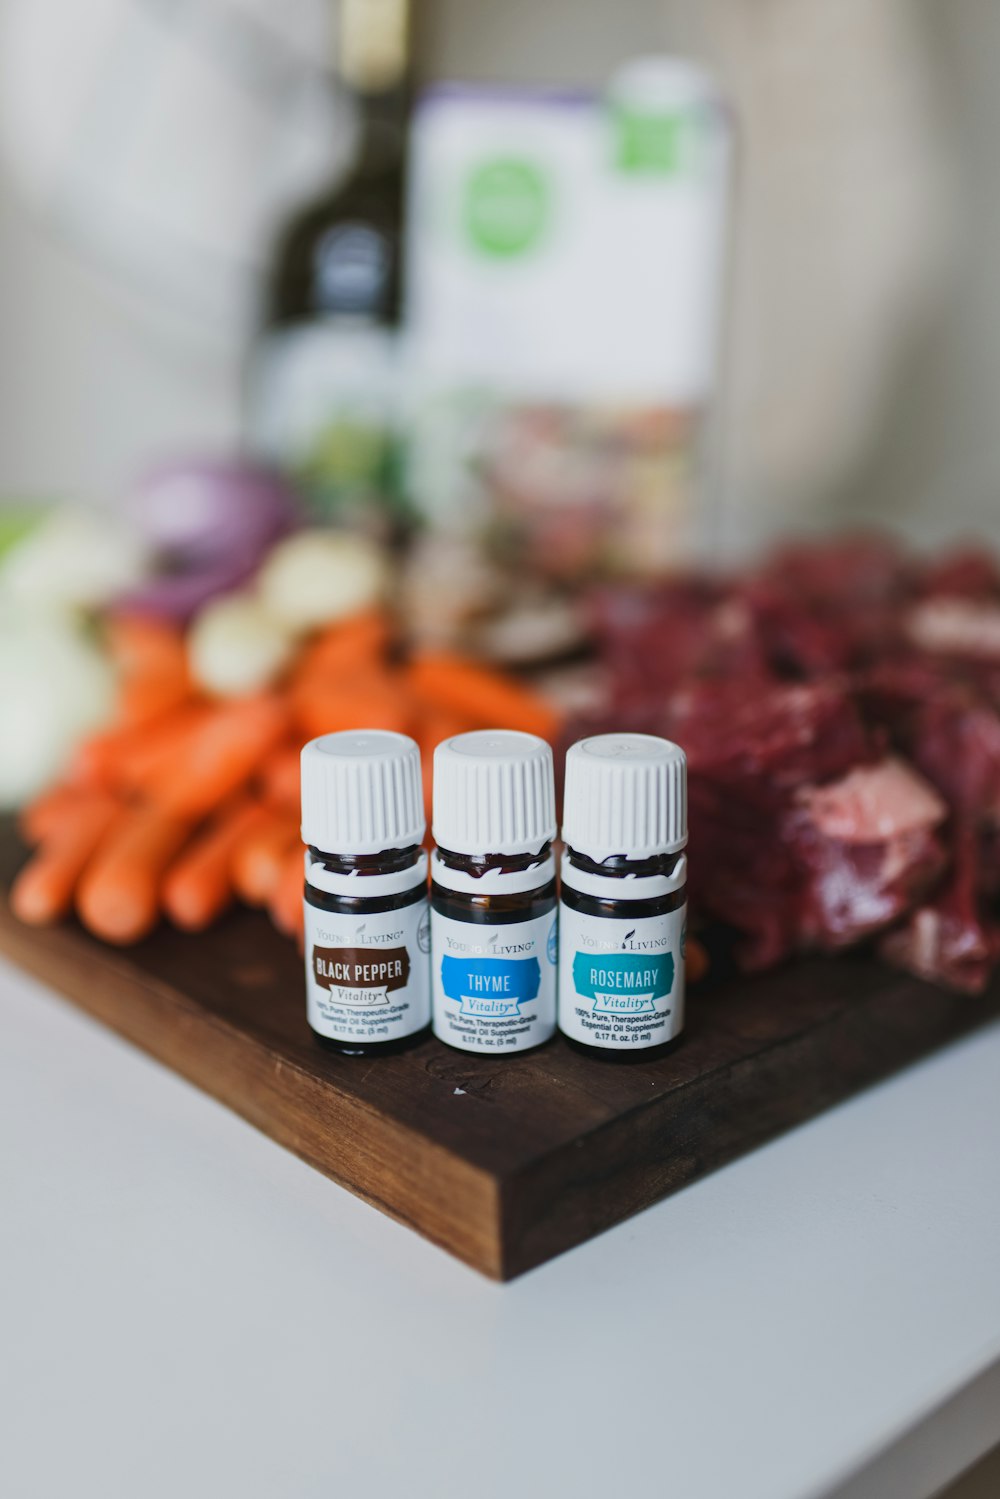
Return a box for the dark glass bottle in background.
[248,0,413,534]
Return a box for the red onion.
[115,460,301,621]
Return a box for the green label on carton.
[613,107,688,174]
[464,158,549,258]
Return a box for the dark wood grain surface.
[2,822,997,1278]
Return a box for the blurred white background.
[0,0,997,548]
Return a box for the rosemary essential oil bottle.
[301,730,431,1056]
[431,730,558,1056]
[558,733,687,1061]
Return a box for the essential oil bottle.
[431,730,558,1056]
[558,733,687,1061]
[301,730,431,1056]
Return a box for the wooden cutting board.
[2,821,997,1279]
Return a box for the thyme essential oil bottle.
[430,730,558,1056]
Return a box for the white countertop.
[2,955,999,1499]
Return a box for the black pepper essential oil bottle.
[301,729,430,1056]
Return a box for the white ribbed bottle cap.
[301,730,425,854]
[432,730,556,857]
[562,733,687,861]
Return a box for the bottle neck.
[335,0,412,180]
[565,847,685,881]
[307,843,427,898]
[435,844,552,878]
[561,847,687,903]
[348,103,408,182]
[308,843,421,876]
[432,844,555,897]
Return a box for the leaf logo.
[355,923,367,941]
[488,932,498,947]
[622,929,636,949]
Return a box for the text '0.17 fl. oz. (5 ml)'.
[430,730,558,1055]
[301,729,431,1056]
[558,733,688,1061]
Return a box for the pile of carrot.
[11,610,561,947]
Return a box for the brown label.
[313,946,411,993]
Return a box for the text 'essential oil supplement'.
[302,729,431,1055]
[559,733,687,1060]
[431,730,558,1055]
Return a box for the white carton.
[405,60,730,572]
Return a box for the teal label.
[440,954,541,1019]
[571,950,675,1016]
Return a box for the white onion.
[257,530,388,634]
[0,506,148,615]
[0,615,115,807]
[188,594,296,697]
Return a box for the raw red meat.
[879,822,1000,994]
[574,533,1000,991]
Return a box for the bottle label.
[431,908,558,1054]
[558,900,686,1051]
[304,894,431,1044]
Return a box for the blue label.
[571,951,675,1016]
[440,955,541,1019]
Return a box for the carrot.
[232,810,300,906]
[117,669,192,727]
[69,702,212,793]
[105,614,186,680]
[146,694,289,818]
[292,610,392,685]
[11,792,121,925]
[76,804,194,944]
[67,724,136,789]
[18,784,90,846]
[257,743,302,810]
[162,797,268,931]
[105,615,192,726]
[116,703,216,792]
[268,844,305,938]
[406,651,561,742]
[289,674,412,741]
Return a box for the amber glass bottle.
[430,731,558,1056]
[302,729,430,1055]
[558,734,688,1061]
